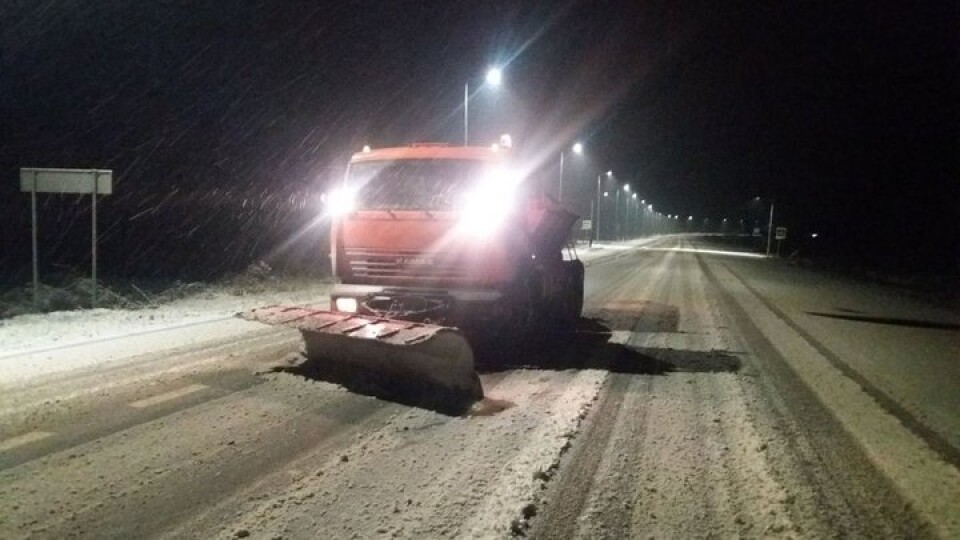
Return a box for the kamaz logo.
[397,256,433,266]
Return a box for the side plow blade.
[238,306,482,413]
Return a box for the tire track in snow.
[0,327,297,415]
[190,367,608,539]
[0,333,301,468]
[0,374,394,539]
[702,257,960,538]
[532,240,800,538]
[461,369,607,537]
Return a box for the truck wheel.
[507,274,541,338]
[553,288,580,335]
[568,260,584,317]
[568,285,583,322]
[523,276,543,335]
[555,260,584,334]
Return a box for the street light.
[464,67,503,145]
[751,196,776,256]
[615,183,630,240]
[558,141,583,204]
[595,171,613,243]
[765,199,775,256]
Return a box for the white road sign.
[19,167,114,308]
[20,168,112,195]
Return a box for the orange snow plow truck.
[241,143,583,410]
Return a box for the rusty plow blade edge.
[238,306,482,409]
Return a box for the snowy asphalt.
[1,236,958,538]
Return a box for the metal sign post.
[765,201,775,256]
[20,168,113,309]
[775,227,787,258]
[30,170,39,307]
[91,171,99,306]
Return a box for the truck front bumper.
[330,284,508,328]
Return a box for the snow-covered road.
[1,236,957,538]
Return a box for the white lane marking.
[609,330,632,345]
[0,431,53,452]
[2,328,300,418]
[641,246,766,258]
[0,316,237,360]
[128,383,209,409]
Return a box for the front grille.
[345,248,468,282]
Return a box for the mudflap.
[238,306,482,414]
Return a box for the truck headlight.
[458,168,520,236]
[326,186,357,216]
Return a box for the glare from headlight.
[457,168,521,236]
[326,186,357,216]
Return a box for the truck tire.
[567,260,585,318]
[554,260,584,334]
[522,274,545,335]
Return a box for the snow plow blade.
[238,306,482,413]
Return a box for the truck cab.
[325,143,583,335]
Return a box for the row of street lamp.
[558,146,676,244]
[364,66,774,249]
[462,67,688,243]
[595,176,669,243]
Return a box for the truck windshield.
[346,159,488,210]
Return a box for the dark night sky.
[1,1,957,283]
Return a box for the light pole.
[766,200,775,256]
[464,67,502,145]
[639,199,646,236]
[595,171,612,242]
[616,184,630,240]
[558,142,583,205]
[614,188,619,239]
[751,196,775,256]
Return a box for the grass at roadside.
[0,261,331,319]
